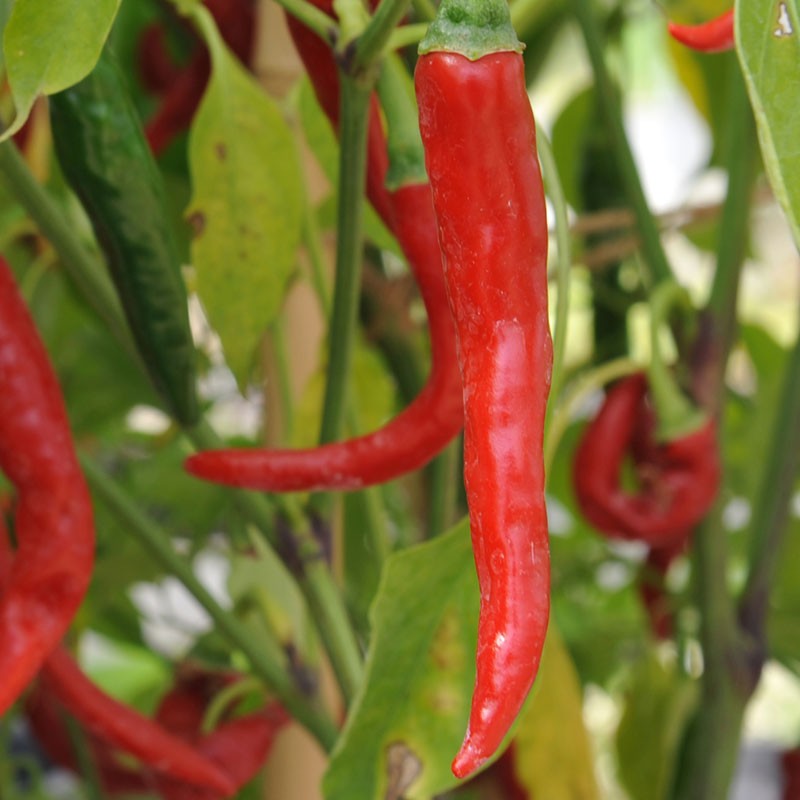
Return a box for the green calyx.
[647,281,708,442]
[419,0,523,60]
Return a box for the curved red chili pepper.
[0,257,95,717]
[25,682,153,797]
[667,9,734,53]
[572,373,720,547]
[39,648,237,795]
[185,180,463,491]
[416,44,552,777]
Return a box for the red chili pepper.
[144,0,257,155]
[572,373,719,547]
[25,681,153,797]
[185,179,463,491]
[667,9,734,53]
[0,256,95,716]
[185,7,464,493]
[415,0,552,777]
[782,747,800,800]
[38,648,237,795]
[150,664,289,800]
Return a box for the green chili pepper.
[49,49,199,426]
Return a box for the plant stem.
[189,419,364,706]
[425,437,460,537]
[80,454,340,752]
[387,22,430,50]
[0,141,134,355]
[315,78,372,452]
[354,0,414,71]
[669,63,759,800]
[568,0,672,287]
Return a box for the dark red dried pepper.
[0,256,95,716]
[415,0,552,777]
[668,9,734,53]
[572,372,719,547]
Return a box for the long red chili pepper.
[572,373,719,547]
[185,5,463,493]
[415,0,552,777]
[185,179,463,491]
[667,9,734,53]
[0,256,95,717]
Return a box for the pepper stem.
[419,0,524,59]
[647,280,707,441]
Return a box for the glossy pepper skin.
[49,49,199,426]
[185,180,463,491]
[416,43,552,777]
[668,9,734,53]
[572,373,720,547]
[0,257,94,717]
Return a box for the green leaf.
[737,0,800,247]
[187,5,303,390]
[510,626,600,799]
[0,0,120,140]
[323,519,478,800]
[616,654,698,800]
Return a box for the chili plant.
[0,0,798,798]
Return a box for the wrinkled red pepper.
[0,256,95,717]
[572,373,719,547]
[668,9,734,53]
[415,0,552,777]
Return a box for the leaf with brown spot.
[186,5,302,389]
[323,519,478,800]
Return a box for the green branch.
[354,0,414,70]
[80,455,339,752]
[568,0,672,287]
[0,142,134,355]
[669,63,760,800]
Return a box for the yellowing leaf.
[0,0,120,140]
[511,626,600,800]
[187,5,303,389]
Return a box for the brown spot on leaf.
[188,212,206,238]
[384,741,422,800]
[215,141,227,160]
